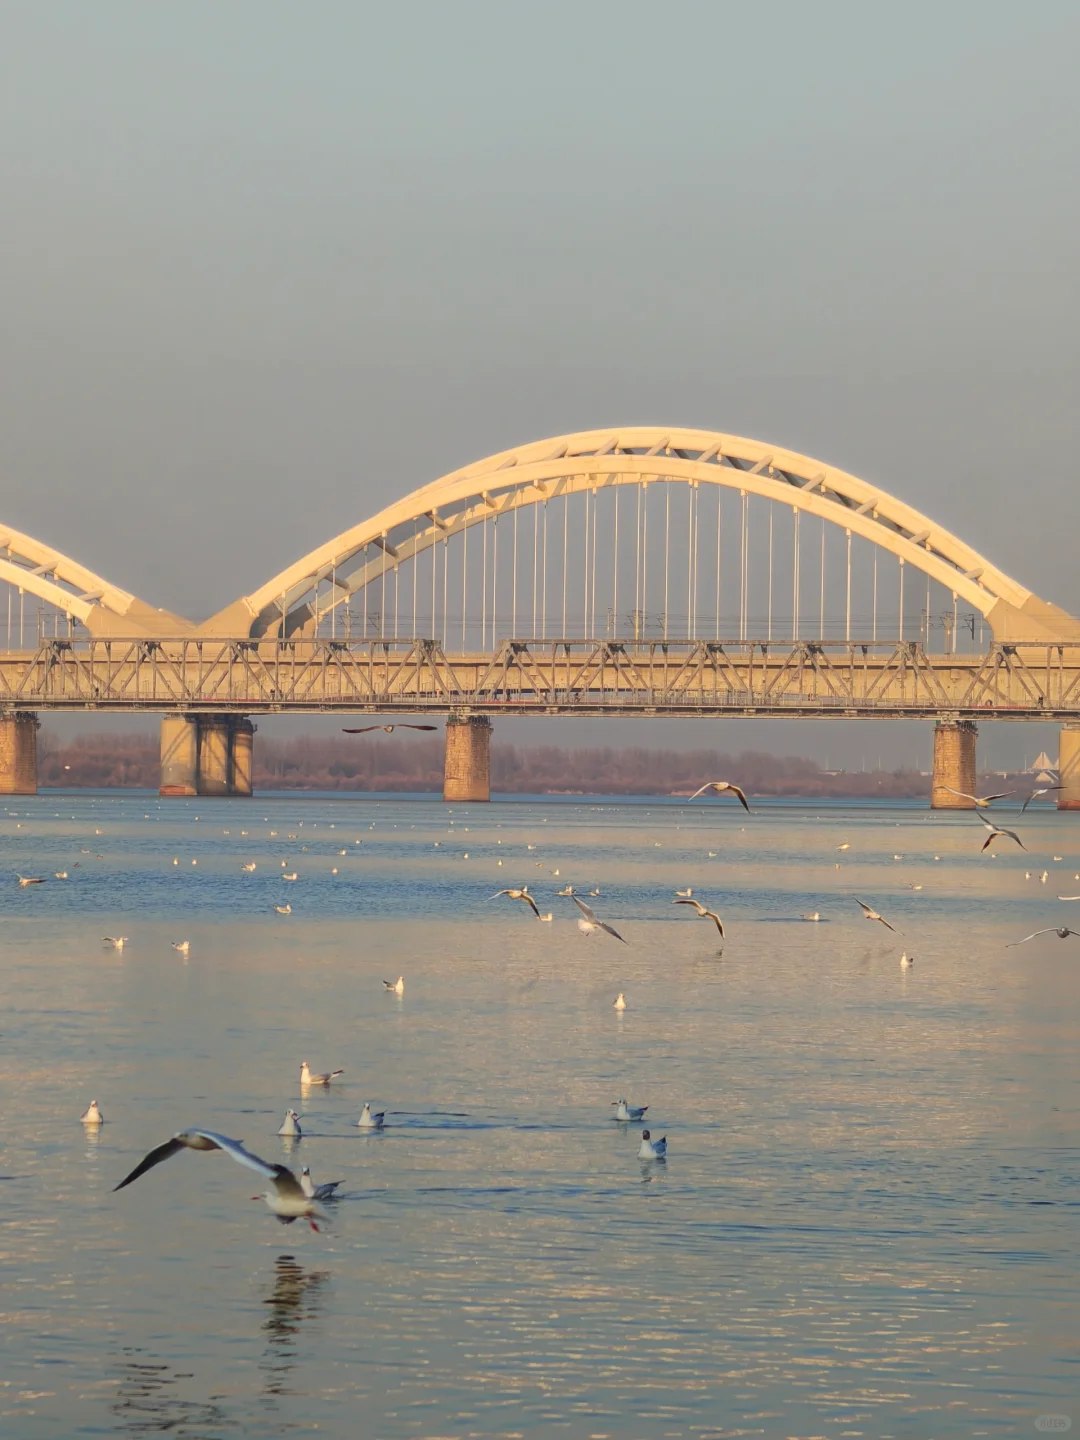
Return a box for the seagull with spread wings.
[1007,926,1080,947]
[1021,786,1064,812]
[570,894,627,942]
[687,781,751,812]
[854,899,899,933]
[941,785,1014,807]
[342,723,438,734]
[976,811,1026,852]
[672,896,725,938]
[490,885,542,919]
[113,1129,324,1229]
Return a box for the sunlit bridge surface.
[0,790,1075,1436]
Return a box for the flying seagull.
[1007,926,1080,946]
[976,811,1026,853]
[687,781,751,812]
[300,1061,344,1086]
[342,724,438,734]
[490,886,541,919]
[1021,786,1064,812]
[112,1129,324,1229]
[571,894,626,942]
[854,899,899,933]
[941,785,1014,807]
[672,896,725,938]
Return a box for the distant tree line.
[36,729,937,797]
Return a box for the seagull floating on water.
[274,904,292,915]
[612,1098,648,1121]
[900,952,914,969]
[687,780,751,812]
[81,1100,104,1125]
[300,1061,344,1086]
[103,936,129,950]
[356,1102,385,1129]
[638,1130,667,1159]
[16,873,46,887]
[300,1166,343,1202]
[383,975,405,995]
[113,1129,324,1229]
[171,940,190,955]
[613,992,627,1010]
[571,894,626,942]
[278,1109,302,1137]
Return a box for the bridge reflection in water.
[4,428,1080,806]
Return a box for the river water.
[0,790,1076,1438]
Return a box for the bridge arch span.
[205,428,1079,644]
[0,523,193,638]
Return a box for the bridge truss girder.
[3,636,1080,719]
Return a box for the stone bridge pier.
[0,711,40,795]
[443,715,491,802]
[930,719,978,808]
[159,715,255,797]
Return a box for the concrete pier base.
[229,718,255,797]
[930,720,978,808]
[0,712,39,795]
[1057,727,1080,810]
[160,715,256,796]
[443,716,491,802]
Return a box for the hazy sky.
[3,2,1078,767]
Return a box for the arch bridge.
[3,428,1080,805]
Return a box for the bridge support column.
[443,716,491,802]
[197,716,232,797]
[229,717,255,797]
[930,720,977,808]
[160,715,199,796]
[0,712,39,795]
[1057,727,1080,810]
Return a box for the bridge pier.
[443,715,491,802]
[1057,727,1080,810]
[0,711,39,795]
[159,715,255,797]
[930,719,977,808]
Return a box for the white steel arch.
[205,428,1080,644]
[0,524,193,637]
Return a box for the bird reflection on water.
[260,1253,330,1397]
[111,1347,226,1436]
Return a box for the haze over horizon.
[3,2,1077,766]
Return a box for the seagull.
[112,1129,324,1230]
[300,1166,342,1202]
[674,888,693,898]
[300,1061,344,1086]
[900,952,914,969]
[102,936,129,950]
[942,785,1014,807]
[54,863,80,879]
[611,1098,648,1121]
[281,872,298,882]
[976,812,1026,853]
[356,1102,385,1130]
[836,842,850,852]
[672,897,724,937]
[16,873,46,886]
[687,780,751,812]
[538,912,553,921]
[241,862,257,872]
[571,894,626,942]
[1021,786,1065,812]
[342,723,438,734]
[801,912,822,921]
[383,975,405,995]
[490,886,542,919]
[274,903,292,915]
[638,1130,667,1159]
[1007,927,1080,946]
[81,1100,104,1125]
[613,992,627,1010]
[278,1109,301,1137]
[854,899,899,933]
[556,884,576,896]
[171,940,190,955]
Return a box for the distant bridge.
[3,428,1080,804]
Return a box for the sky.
[2,1,1078,769]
